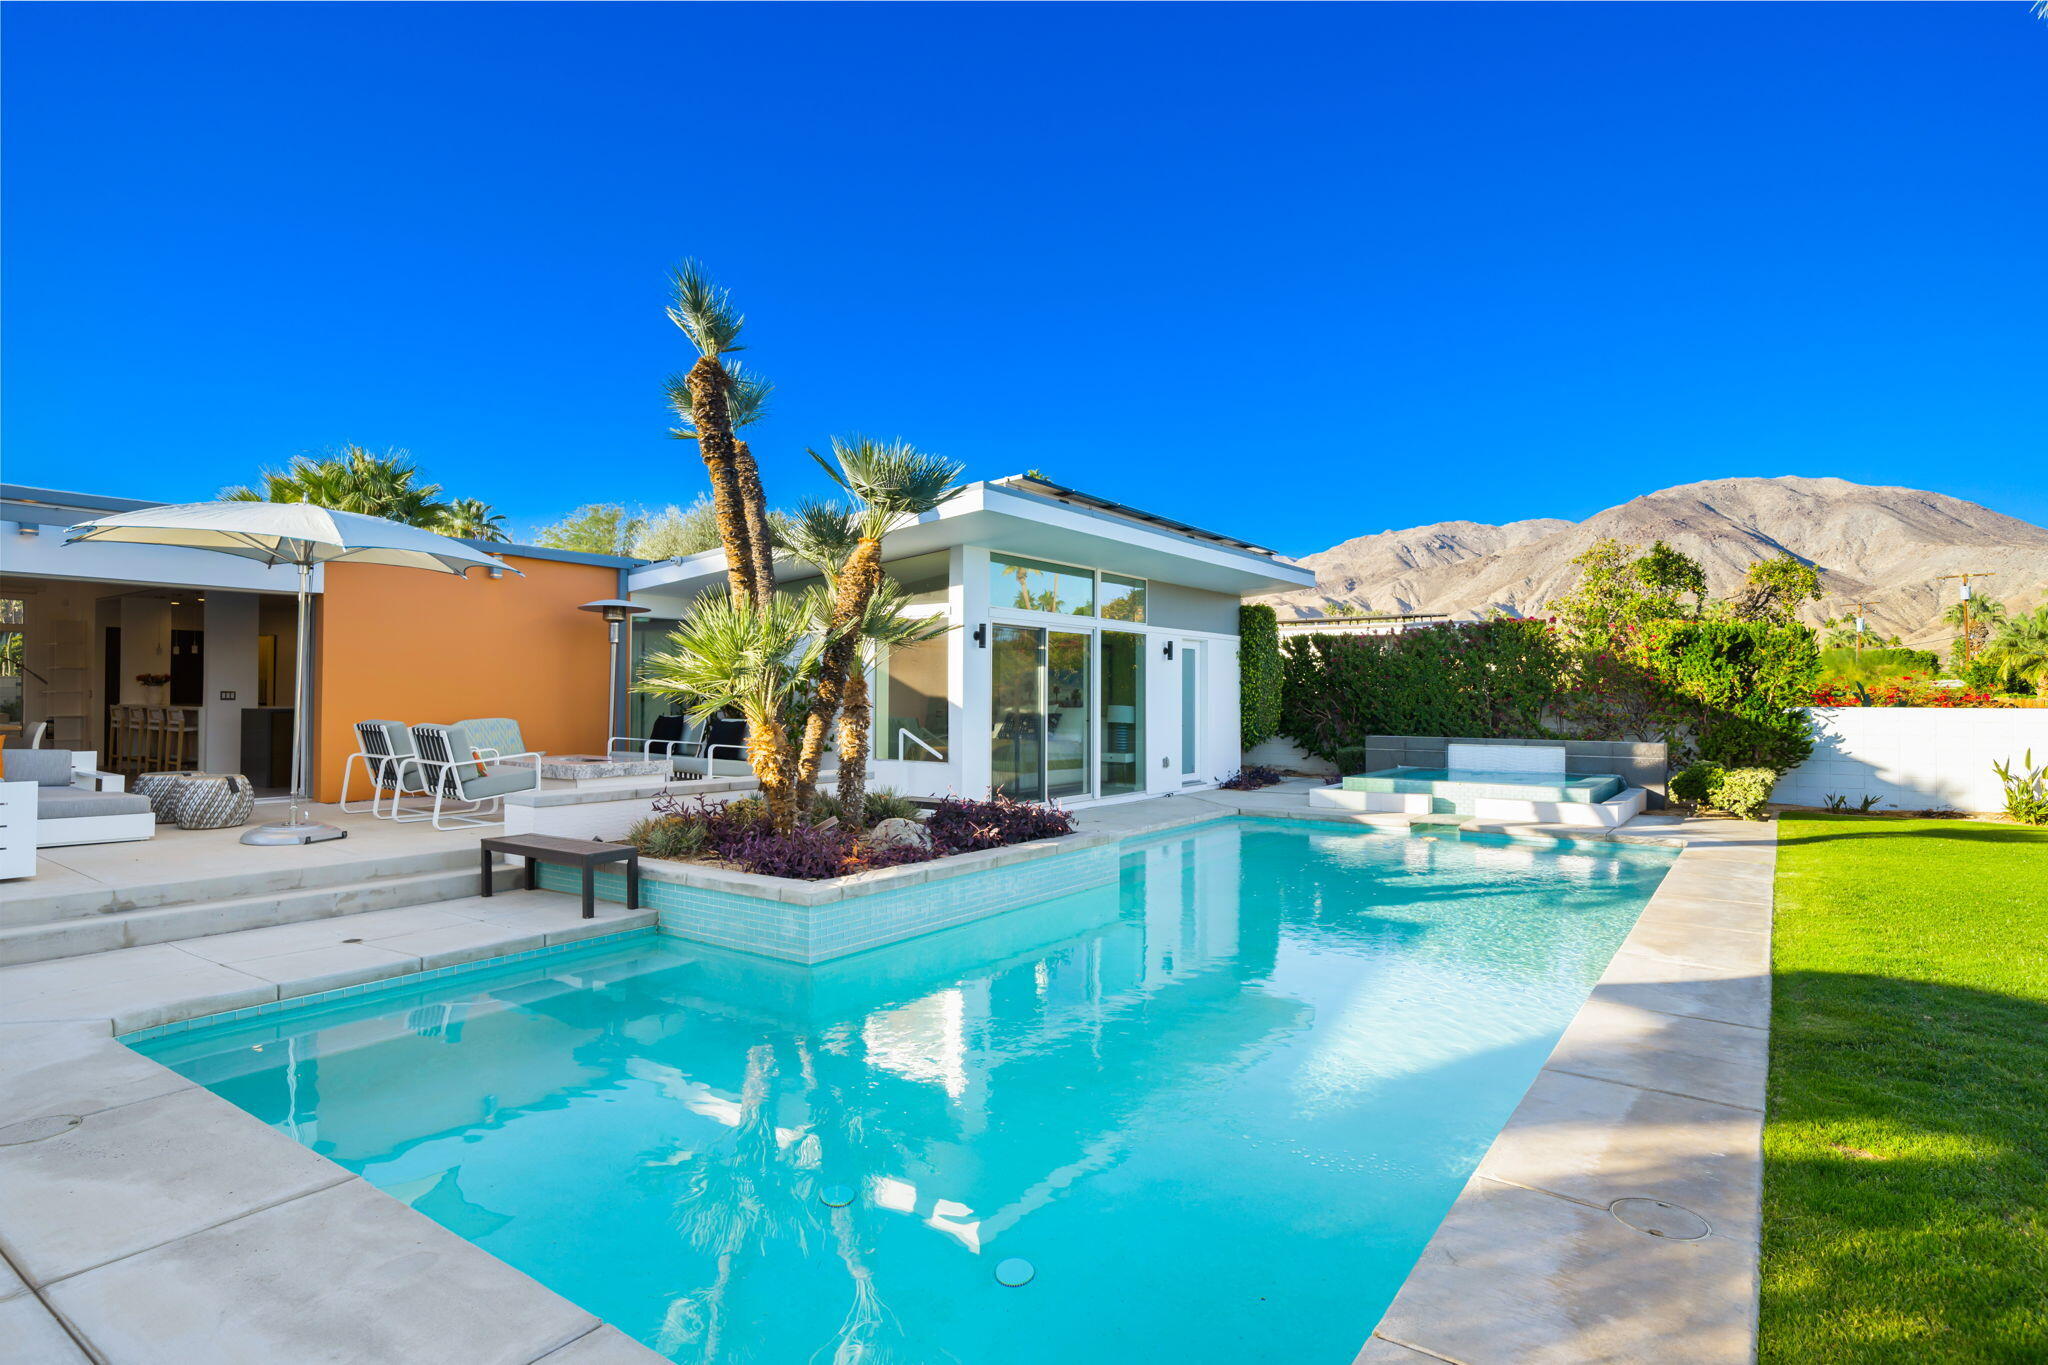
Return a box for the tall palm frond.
[635,588,833,727]
[1982,606,2048,693]
[665,362,771,438]
[437,498,509,542]
[666,260,746,359]
[809,437,965,540]
[776,501,859,590]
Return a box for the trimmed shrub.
[1640,621,1819,772]
[1670,761,1722,808]
[1711,767,1777,820]
[1331,746,1370,776]
[1239,605,1284,750]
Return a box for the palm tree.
[1943,595,2007,661]
[436,498,509,542]
[665,358,776,597]
[1982,606,2048,694]
[634,587,832,830]
[792,439,964,810]
[222,445,454,527]
[665,262,763,605]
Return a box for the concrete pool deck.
[0,789,1771,1363]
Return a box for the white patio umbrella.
[65,501,518,845]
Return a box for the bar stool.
[160,707,199,772]
[106,705,129,773]
[117,705,149,776]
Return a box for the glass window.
[1099,630,1146,796]
[990,554,1094,616]
[885,552,950,608]
[1100,574,1146,622]
[876,633,950,762]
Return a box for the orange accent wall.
[311,554,618,802]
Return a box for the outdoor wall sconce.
[1162,640,1175,660]
[972,624,987,648]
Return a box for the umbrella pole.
[241,559,346,845]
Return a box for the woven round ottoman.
[171,773,256,831]
[133,770,201,824]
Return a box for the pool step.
[0,861,524,968]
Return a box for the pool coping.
[0,794,1765,1364]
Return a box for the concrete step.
[2,844,486,930]
[0,862,525,968]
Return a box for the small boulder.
[867,816,933,850]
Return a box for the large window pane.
[1046,631,1090,800]
[991,554,1094,616]
[1100,630,1145,796]
[990,625,1044,800]
[876,633,949,761]
[1101,574,1146,622]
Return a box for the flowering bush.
[1811,675,2001,708]
[1217,765,1285,791]
[622,789,1074,879]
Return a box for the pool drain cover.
[1609,1197,1710,1240]
[994,1258,1035,1287]
[819,1184,855,1208]
[0,1114,82,1146]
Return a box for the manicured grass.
[1762,815,2048,1364]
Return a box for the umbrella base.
[240,820,349,846]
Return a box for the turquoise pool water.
[133,819,1673,1364]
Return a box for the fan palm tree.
[792,439,964,806]
[1943,595,2007,660]
[666,359,776,597]
[435,498,509,542]
[1981,606,2048,694]
[666,262,762,605]
[222,445,453,527]
[634,586,835,830]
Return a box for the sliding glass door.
[990,625,1092,801]
[1099,629,1146,796]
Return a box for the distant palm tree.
[436,498,509,542]
[1982,606,2048,694]
[222,445,453,527]
[1943,595,2007,659]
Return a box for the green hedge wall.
[1277,616,1819,773]
[1239,604,1283,749]
[1279,619,1564,760]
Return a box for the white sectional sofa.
[1,748,156,859]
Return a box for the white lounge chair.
[404,722,543,830]
[339,719,432,818]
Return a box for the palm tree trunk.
[835,659,873,829]
[732,440,778,608]
[795,538,886,805]
[684,357,757,602]
[746,710,798,831]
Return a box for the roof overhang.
[626,481,1317,611]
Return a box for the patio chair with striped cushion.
[403,722,542,830]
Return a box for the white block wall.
[1773,707,2048,813]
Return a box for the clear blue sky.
[4,2,2043,553]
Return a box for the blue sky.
[4,2,2043,553]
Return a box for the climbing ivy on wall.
[1238,604,1284,749]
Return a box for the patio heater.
[580,599,649,746]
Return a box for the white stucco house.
[625,474,1317,804]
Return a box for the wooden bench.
[479,833,639,919]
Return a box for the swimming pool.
[131,818,1673,1363]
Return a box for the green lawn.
[1762,815,2048,1364]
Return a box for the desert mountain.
[1258,476,2048,650]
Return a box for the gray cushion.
[461,718,524,757]
[460,765,537,800]
[5,749,77,787]
[38,788,153,820]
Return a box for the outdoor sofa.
[2,748,154,850]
